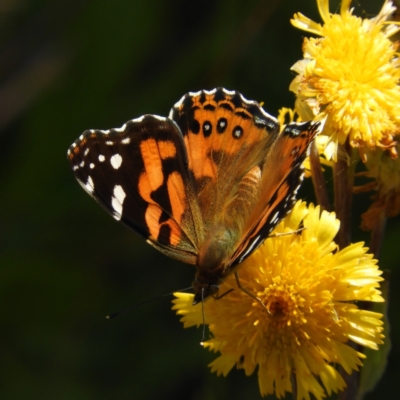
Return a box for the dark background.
[1,0,399,399]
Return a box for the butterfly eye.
[232,126,244,139]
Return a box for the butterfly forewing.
[68,115,199,264]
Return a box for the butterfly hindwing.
[231,120,320,265]
[170,88,282,240]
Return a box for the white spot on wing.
[98,154,105,162]
[172,91,195,111]
[113,123,127,133]
[152,115,167,121]
[239,236,261,263]
[84,148,89,156]
[121,137,131,144]
[85,176,94,194]
[221,88,235,96]
[90,163,95,169]
[270,211,280,225]
[188,90,202,97]
[110,154,122,169]
[106,141,113,146]
[111,185,126,220]
[204,88,217,95]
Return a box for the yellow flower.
[290,0,400,161]
[172,201,384,399]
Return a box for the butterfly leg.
[234,272,268,311]
[213,288,234,300]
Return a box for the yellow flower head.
[172,201,384,399]
[290,0,400,161]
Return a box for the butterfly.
[68,88,320,305]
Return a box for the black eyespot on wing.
[203,121,212,137]
[232,126,243,139]
[190,118,200,134]
[217,118,227,134]
[173,104,199,136]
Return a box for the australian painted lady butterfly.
[68,88,319,304]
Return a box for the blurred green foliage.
[0,0,398,399]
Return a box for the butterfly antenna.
[200,287,206,346]
[106,286,193,319]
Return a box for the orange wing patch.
[165,171,186,244]
[139,138,166,189]
[138,137,187,245]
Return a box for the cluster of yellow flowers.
[290,0,400,230]
[173,202,384,399]
[173,1,396,398]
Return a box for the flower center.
[263,279,305,330]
